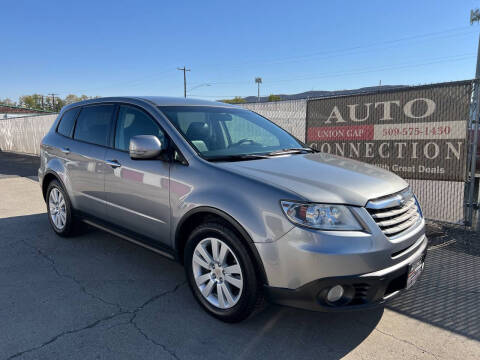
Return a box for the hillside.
[240,85,406,103]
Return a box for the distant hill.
[239,85,406,103]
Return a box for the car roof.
[62,96,239,111]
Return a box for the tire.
[184,221,264,323]
[46,179,78,237]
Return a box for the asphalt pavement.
[0,151,479,360]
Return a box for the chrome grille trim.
[381,213,420,235]
[370,198,416,219]
[366,188,421,238]
[376,207,417,227]
[366,188,413,210]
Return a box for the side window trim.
[109,104,120,149]
[71,106,82,139]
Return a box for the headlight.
[280,201,363,231]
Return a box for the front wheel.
[184,221,263,322]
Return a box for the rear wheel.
[184,221,263,322]
[46,180,78,237]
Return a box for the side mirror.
[129,135,163,159]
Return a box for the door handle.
[106,159,121,168]
[60,147,70,155]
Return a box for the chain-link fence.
[239,100,307,141]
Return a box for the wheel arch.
[175,206,268,285]
[42,171,66,200]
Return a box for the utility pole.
[177,66,190,98]
[255,77,262,102]
[467,9,480,225]
[41,95,44,110]
[48,93,58,111]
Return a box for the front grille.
[366,189,421,238]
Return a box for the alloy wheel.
[192,237,244,309]
[49,187,66,230]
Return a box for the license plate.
[406,256,424,289]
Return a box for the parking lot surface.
[0,151,479,360]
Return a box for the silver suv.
[39,96,427,322]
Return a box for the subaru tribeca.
[39,96,426,322]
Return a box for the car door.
[68,104,115,220]
[104,104,170,244]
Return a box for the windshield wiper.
[206,148,315,162]
[206,154,269,162]
[265,148,314,156]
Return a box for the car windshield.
[159,106,307,160]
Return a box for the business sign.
[306,81,472,181]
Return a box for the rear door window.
[73,105,114,147]
[57,108,80,138]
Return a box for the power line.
[189,54,476,98]
[195,45,477,87]
[9,27,476,100]
[48,26,476,98]
[248,28,477,67]
[189,26,476,77]
[264,53,476,84]
[191,53,476,88]
[196,49,476,87]
[188,83,212,92]
[55,68,177,95]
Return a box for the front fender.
[170,177,295,245]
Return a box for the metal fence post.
[467,35,480,226]
[467,83,480,226]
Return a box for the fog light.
[327,285,344,302]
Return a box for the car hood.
[217,152,408,206]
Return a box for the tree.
[14,93,97,112]
[220,96,246,104]
[0,98,16,106]
[268,94,282,102]
[64,94,90,105]
[19,94,43,110]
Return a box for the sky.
[2,0,480,101]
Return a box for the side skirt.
[80,216,177,261]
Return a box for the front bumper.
[264,235,427,311]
